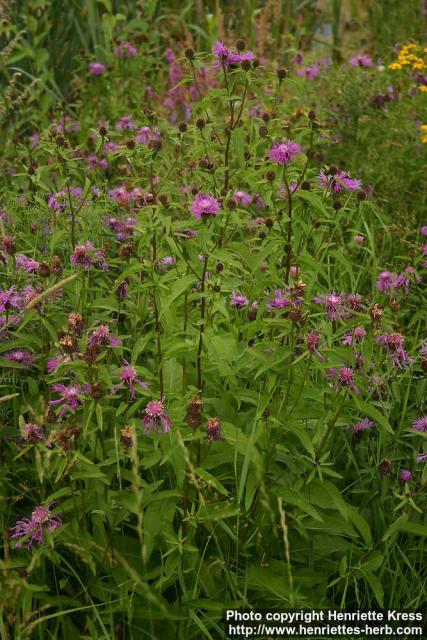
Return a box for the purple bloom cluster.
[212,41,255,67]
[318,171,361,192]
[376,333,415,368]
[191,193,222,220]
[142,400,172,433]
[10,504,62,550]
[269,140,301,165]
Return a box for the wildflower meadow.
[0,1,426,638]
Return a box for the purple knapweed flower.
[71,241,94,270]
[114,42,137,58]
[15,254,40,273]
[115,115,137,131]
[3,349,35,367]
[400,469,412,482]
[353,417,374,432]
[306,331,325,360]
[213,41,229,61]
[267,289,291,310]
[412,416,427,433]
[20,423,44,444]
[47,194,62,211]
[269,140,301,165]
[342,326,366,346]
[346,293,363,312]
[313,291,346,320]
[416,452,427,463]
[88,324,121,348]
[421,226,427,236]
[142,400,172,433]
[113,361,148,400]
[349,54,372,68]
[376,333,415,368]
[10,504,62,550]
[354,235,365,244]
[231,291,249,309]
[234,191,253,206]
[296,64,320,80]
[47,355,70,374]
[191,193,221,220]
[206,417,221,441]
[326,366,359,394]
[88,62,106,76]
[318,171,361,192]
[49,383,88,412]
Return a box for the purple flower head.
[15,254,40,273]
[376,333,415,369]
[165,47,176,64]
[49,383,88,413]
[213,41,230,62]
[191,193,221,220]
[47,194,62,211]
[3,349,35,367]
[142,400,172,433]
[318,171,361,192]
[421,226,427,236]
[114,41,137,58]
[296,64,320,80]
[354,235,365,244]
[267,288,291,310]
[0,286,18,312]
[88,324,121,348]
[326,366,359,394]
[113,360,148,400]
[346,294,363,312]
[234,191,253,206]
[342,326,366,346]
[400,469,412,482]
[231,291,249,309]
[416,452,427,463]
[306,331,325,360]
[376,271,410,295]
[313,291,346,320]
[206,416,221,441]
[88,62,106,76]
[20,422,44,444]
[353,417,374,432]
[71,241,94,270]
[10,504,62,550]
[115,115,137,132]
[47,355,70,374]
[349,54,373,68]
[30,132,40,149]
[269,140,301,165]
[412,416,427,433]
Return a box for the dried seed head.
[38,261,51,278]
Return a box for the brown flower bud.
[38,261,51,278]
[121,426,134,448]
[90,381,104,401]
[51,255,62,275]
[118,241,136,258]
[3,235,16,256]
[68,312,85,335]
[206,416,221,441]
